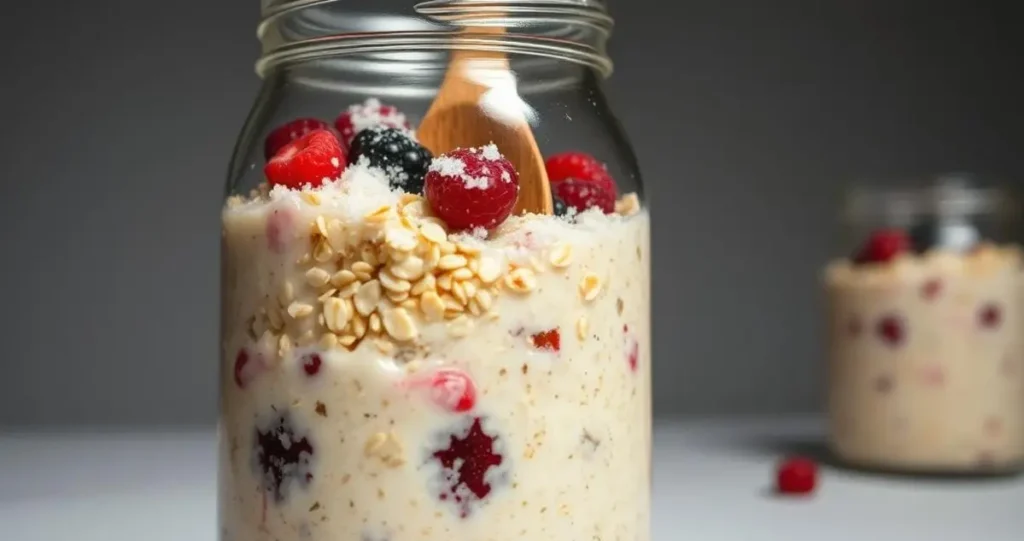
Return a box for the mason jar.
[824,174,1024,475]
[218,1,651,540]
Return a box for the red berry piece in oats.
[424,145,519,231]
[1002,354,1018,377]
[429,369,477,413]
[254,413,315,503]
[873,374,894,394]
[264,129,346,189]
[984,416,1004,437]
[623,324,639,372]
[545,151,617,194]
[921,278,943,300]
[233,349,252,389]
[854,229,909,265]
[979,303,1002,329]
[264,118,331,160]
[430,417,505,518]
[265,208,294,253]
[847,315,863,338]
[333,98,411,150]
[976,450,997,468]
[403,368,477,413]
[876,314,905,346]
[920,364,946,387]
[552,178,616,215]
[775,456,818,495]
[302,353,323,376]
[530,329,561,352]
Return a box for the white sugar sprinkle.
[429,156,467,177]
[464,176,489,190]
[344,98,408,140]
[480,144,502,161]
[429,154,490,189]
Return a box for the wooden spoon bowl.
[417,29,553,216]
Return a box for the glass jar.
[824,174,1024,475]
[218,2,651,540]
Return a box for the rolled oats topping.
[223,162,646,362]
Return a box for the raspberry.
[264,129,346,189]
[349,128,433,194]
[264,118,331,160]
[530,329,561,352]
[854,229,909,264]
[424,145,519,231]
[545,151,617,193]
[775,456,817,495]
[302,353,322,376]
[979,303,1002,329]
[546,152,617,215]
[876,314,905,346]
[430,417,505,518]
[428,369,477,413]
[552,178,616,214]
[255,413,315,503]
[334,98,411,150]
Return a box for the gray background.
[0,1,1020,427]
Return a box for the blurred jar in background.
[824,174,1024,475]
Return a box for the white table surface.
[1,417,1020,541]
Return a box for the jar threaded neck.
[256,0,614,77]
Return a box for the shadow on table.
[731,433,1022,485]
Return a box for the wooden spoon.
[417,25,553,216]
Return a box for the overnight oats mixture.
[219,99,651,540]
[825,228,1024,473]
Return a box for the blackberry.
[350,127,433,194]
[908,220,939,253]
[553,196,569,217]
[254,412,315,503]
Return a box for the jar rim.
[841,173,1019,223]
[257,0,614,77]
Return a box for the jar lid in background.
[841,173,1019,225]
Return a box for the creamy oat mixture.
[219,162,651,540]
[825,244,1024,473]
